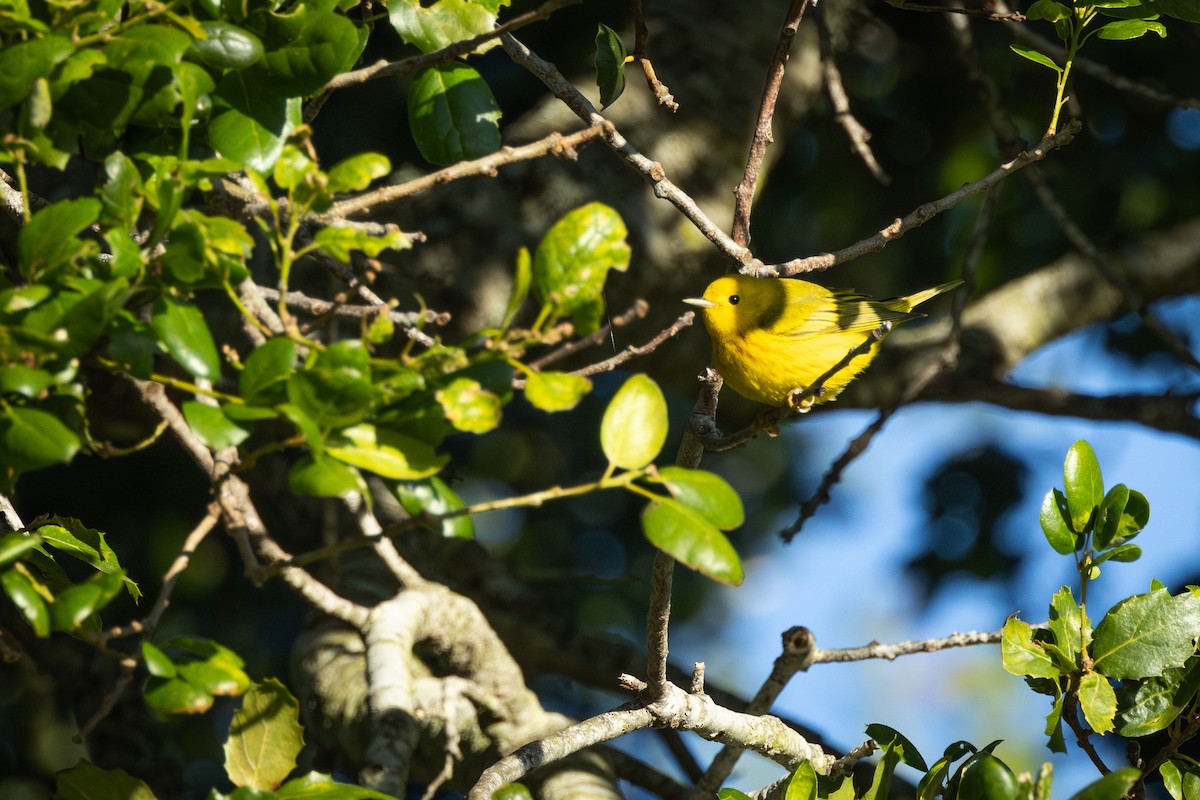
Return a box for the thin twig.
[763,122,1080,277]
[569,310,695,379]
[818,10,889,185]
[731,0,812,248]
[645,551,674,698]
[325,124,607,218]
[500,32,758,268]
[887,0,1026,21]
[526,299,649,371]
[809,628,1002,663]
[629,0,678,111]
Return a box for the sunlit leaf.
[600,374,667,470]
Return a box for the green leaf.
[1092,587,1200,679]
[312,226,412,261]
[388,0,509,54]
[0,531,41,568]
[327,424,448,479]
[1026,0,1071,21]
[99,152,145,227]
[957,753,1019,800]
[1010,44,1063,73]
[54,760,157,800]
[784,760,818,800]
[0,35,73,111]
[1,567,51,637]
[287,354,373,429]
[326,153,391,194]
[717,791,754,800]
[1094,543,1141,565]
[1047,585,1090,670]
[289,455,366,499]
[18,198,102,282]
[240,337,297,405]
[641,496,743,585]
[0,366,53,398]
[1066,768,1140,800]
[1040,488,1076,553]
[1096,18,1167,38]
[1001,616,1060,679]
[210,76,299,172]
[408,63,502,165]
[0,406,81,472]
[859,738,902,800]
[532,203,631,335]
[187,21,265,70]
[1063,440,1103,532]
[1161,761,1186,800]
[652,466,744,530]
[1094,483,1128,549]
[60,278,133,358]
[1115,660,1200,736]
[50,569,127,632]
[276,772,401,799]
[600,374,667,470]
[524,371,592,412]
[595,23,627,109]
[145,675,214,714]
[1115,489,1150,542]
[397,476,473,539]
[183,401,250,449]
[1078,671,1117,734]
[178,657,251,696]
[436,377,502,433]
[151,294,223,380]
[1147,0,1200,21]
[1044,692,1067,753]
[250,5,359,97]
[865,724,929,772]
[225,678,304,791]
[501,247,532,329]
[142,641,177,678]
[34,517,139,601]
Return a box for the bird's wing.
[782,292,921,338]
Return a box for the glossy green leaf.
[641,496,743,585]
[187,21,265,69]
[178,658,251,696]
[327,423,448,479]
[1010,44,1063,73]
[532,203,631,335]
[326,152,391,194]
[1161,761,1184,800]
[59,278,132,358]
[595,23,627,108]
[1066,768,1140,800]
[1026,0,1071,21]
[1148,0,1200,21]
[280,404,324,457]
[1047,585,1090,670]
[1096,18,1166,37]
[276,772,401,799]
[54,760,158,800]
[1095,543,1141,565]
[784,760,818,800]
[1079,671,1117,734]
[18,198,102,282]
[99,152,145,227]
[151,294,222,379]
[142,641,177,678]
[225,678,303,791]
[1041,495,1077,554]
[859,738,902,800]
[289,455,366,498]
[717,791,753,800]
[312,226,412,261]
[183,401,250,449]
[34,517,139,601]
[210,75,298,172]
[865,724,929,771]
[0,406,81,471]
[1001,616,1060,679]
[1115,660,1200,736]
[388,0,508,54]
[251,5,359,97]
[600,374,667,470]
[653,466,744,530]
[397,476,473,539]
[145,675,214,714]
[436,377,502,433]
[164,218,208,283]
[0,366,53,399]
[49,569,127,632]
[1063,440,1103,532]
[287,361,373,429]
[0,35,73,111]
[500,247,532,329]
[408,63,502,165]
[1,567,51,637]
[1094,483,1129,549]
[524,371,592,412]
[0,531,41,568]
[1115,489,1150,542]
[240,337,297,405]
[1092,586,1200,679]
[957,753,1019,800]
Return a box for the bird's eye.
[729,295,740,305]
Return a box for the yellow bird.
[684,275,960,408]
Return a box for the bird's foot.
[786,387,818,413]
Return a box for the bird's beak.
[683,297,714,309]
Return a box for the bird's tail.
[885,280,963,313]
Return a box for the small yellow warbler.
[684,275,960,408]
